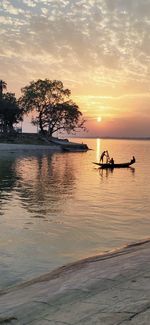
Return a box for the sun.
[97,117,102,122]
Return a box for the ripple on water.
[0,139,150,288]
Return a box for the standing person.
[105,150,110,163]
[99,151,106,163]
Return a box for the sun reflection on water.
[96,138,101,162]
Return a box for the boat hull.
[93,161,135,169]
[50,138,89,152]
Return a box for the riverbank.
[0,143,61,153]
[0,239,150,324]
[0,133,89,152]
[0,133,61,153]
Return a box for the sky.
[0,0,150,137]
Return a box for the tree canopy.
[19,79,85,136]
[0,92,23,134]
[0,80,7,100]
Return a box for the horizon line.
[69,136,150,140]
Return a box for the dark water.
[0,139,150,289]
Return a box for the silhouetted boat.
[50,138,89,152]
[93,161,135,169]
[62,147,88,152]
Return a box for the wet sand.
[0,239,150,324]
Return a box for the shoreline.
[0,143,62,152]
[71,136,150,141]
[0,140,89,153]
[2,238,150,293]
[1,238,150,324]
[3,238,150,293]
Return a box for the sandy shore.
[0,239,150,324]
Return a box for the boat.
[50,137,89,152]
[62,147,88,152]
[93,161,135,169]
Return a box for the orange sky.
[1,0,150,137]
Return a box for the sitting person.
[130,156,136,164]
[109,157,114,165]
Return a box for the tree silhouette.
[19,79,85,136]
[0,92,23,133]
[0,80,7,100]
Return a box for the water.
[0,139,150,289]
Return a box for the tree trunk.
[39,113,44,134]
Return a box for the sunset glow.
[97,117,102,123]
[1,0,150,137]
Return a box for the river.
[0,138,149,289]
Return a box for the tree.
[0,80,7,100]
[19,79,85,136]
[0,92,23,133]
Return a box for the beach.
[0,239,150,324]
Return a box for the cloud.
[0,0,24,15]
[41,7,48,15]
[1,0,150,75]
[0,0,150,136]
[23,0,37,7]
